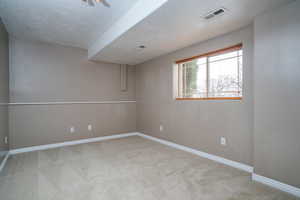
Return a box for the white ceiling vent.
[203,8,227,20]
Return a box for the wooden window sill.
[176,97,242,101]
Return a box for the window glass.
[176,45,243,100]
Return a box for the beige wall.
[9,38,136,149]
[6,1,300,189]
[0,19,9,161]
[253,1,300,188]
[136,25,254,166]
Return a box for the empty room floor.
[0,136,298,200]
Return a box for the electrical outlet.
[159,125,164,132]
[88,124,93,131]
[4,136,8,144]
[70,126,75,133]
[220,137,227,146]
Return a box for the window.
[175,44,243,100]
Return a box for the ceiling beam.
[88,0,168,61]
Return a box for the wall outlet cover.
[221,137,227,146]
[70,127,75,133]
[159,125,164,132]
[88,124,93,131]
[4,136,8,144]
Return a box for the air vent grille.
[203,8,226,20]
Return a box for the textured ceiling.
[0,0,294,65]
[0,0,139,49]
[92,0,293,65]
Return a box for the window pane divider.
[206,56,209,98]
[237,50,241,94]
[209,55,242,64]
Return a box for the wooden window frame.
[175,44,243,101]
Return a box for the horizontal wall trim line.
[252,174,300,197]
[9,132,139,154]
[136,132,253,173]
[0,152,10,173]
[8,100,136,106]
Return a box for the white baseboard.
[7,131,299,197]
[9,132,139,155]
[138,133,300,197]
[252,174,300,197]
[0,152,10,173]
[8,132,253,173]
[136,132,253,173]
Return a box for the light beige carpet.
[0,136,298,200]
